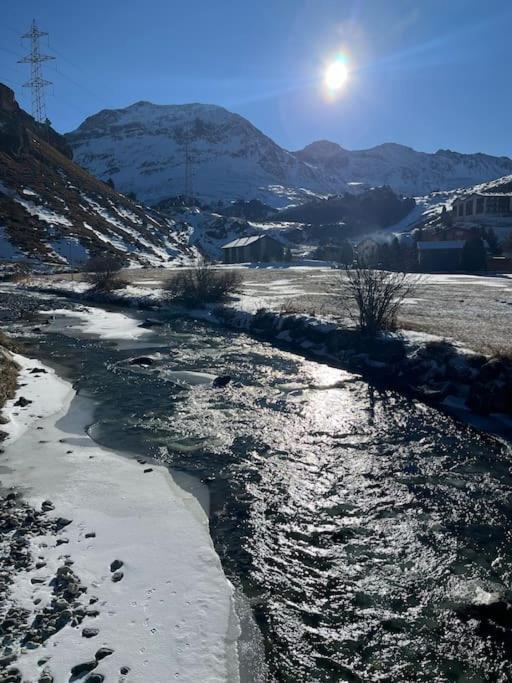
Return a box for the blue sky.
[1,0,510,156]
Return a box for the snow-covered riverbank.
[0,352,240,681]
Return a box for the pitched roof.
[222,235,266,249]
[417,240,466,250]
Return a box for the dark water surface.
[2,291,512,682]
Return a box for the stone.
[120,667,130,675]
[82,627,99,638]
[14,396,32,407]
[70,661,97,677]
[85,674,105,683]
[212,375,232,388]
[0,654,16,668]
[112,571,124,583]
[85,531,96,538]
[143,467,153,473]
[41,500,54,511]
[139,317,164,328]
[94,647,114,661]
[110,559,123,572]
[128,356,154,367]
[55,517,72,529]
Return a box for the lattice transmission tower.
[184,127,193,199]
[18,19,55,123]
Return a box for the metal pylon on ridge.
[18,19,55,123]
[184,126,193,200]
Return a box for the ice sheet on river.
[1,354,240,682]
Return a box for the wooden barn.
[222,234,284,264]
[417,240,466,272]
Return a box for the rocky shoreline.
[18,280,512,436]
[0,489,100,683]
[215,306,512,429]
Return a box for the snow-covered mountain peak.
[67,102,331,206]
[68,100,512,205]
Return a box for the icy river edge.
[1,348,241,682]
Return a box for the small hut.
[222,234,284,264]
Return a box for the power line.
[184,126,193,199]
[18,19,55,123]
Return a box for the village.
[219,187,512,273]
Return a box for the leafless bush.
[83,255,127,292]
[83,255,124,275]
[165,262,243,306]
[337,267,420,336]
[88,272,128,292]
[279,298,318,316]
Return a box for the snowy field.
[117,267,512,355]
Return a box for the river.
[2,290,512,682]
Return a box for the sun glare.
[325,59,348,93]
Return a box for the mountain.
[293,141,512,197]
[0,84,196,268]
[66,102,335,207]
[67,100,512,207]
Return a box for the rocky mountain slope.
[294,140,512,197]
[66,102,332,208]
[0,84,197,268]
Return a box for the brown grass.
[0,335,19,438]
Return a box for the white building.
[451,193,512,222]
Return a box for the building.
[417,240,466,272]
[221,234,284,264]
[355,238,379,266]
[451,193,512,222]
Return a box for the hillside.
[294,141,512,197]
[66,102,333,208]
[0,84,197,268]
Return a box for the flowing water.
[2,291,512,682]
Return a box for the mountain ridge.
[66,99,512,206]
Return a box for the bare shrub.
[83,255,124,275]
[88,272,128,292]
[83,255,127,292]
[279,298,318,316]
[165,262,242,307]
[337,267,420,336]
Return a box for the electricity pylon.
[18,19,55,123]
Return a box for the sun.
[325,59,348,92]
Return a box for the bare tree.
[337,267,420,335]
[83,255,127,292]
[165,261,242,306]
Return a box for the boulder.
[128,356,154,367]
[70,661,97,677]
[138,318,164,328]
[82,627,99,638]
[95,647,113,661]
[212,375,232,388]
